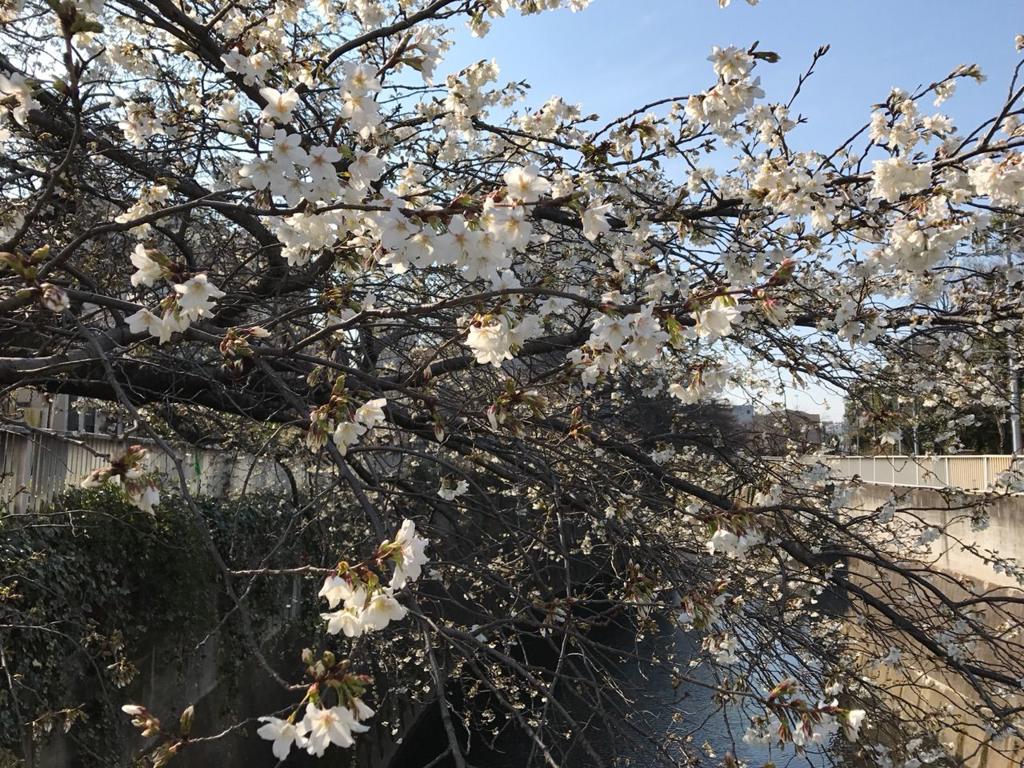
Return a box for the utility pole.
[1007,236,1022,454]
[912,399,920,456]
[1010,351,1022,454]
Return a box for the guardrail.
[824,454,1022,492]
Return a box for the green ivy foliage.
[0,486,316,766]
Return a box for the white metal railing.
[5,430,1019,512]
[823,454,1022,492]
[0,426,297,513]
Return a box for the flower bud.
[39,283,70,313]
[179,705,194,737]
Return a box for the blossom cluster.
[80,445,160,513]
[256,520,429,760]
[258,697,375,759]
[121,520,430,761]
[319,519,429,637]
[743,701,867,748]
[305,374,389,455]
[124,244,226,344]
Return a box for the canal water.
[170,619,842,767]
[388,621,837,768]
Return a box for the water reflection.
[557,624,834,768]
[389,620,839,768]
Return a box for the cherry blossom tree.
[3,0,1024,766]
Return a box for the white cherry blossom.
[694,296,741,341]
[302,706,368,756]
[389,518,429,588]
[129,244,162,287]
[259,87,299,124]
[503,164,551,203]
[257,716,308,760]
[581,201,613,241]
[174,274,226,320]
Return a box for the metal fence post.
[17,433,35,514]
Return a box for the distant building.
[727,403,754,429]
[714,402,827,452]
[749,408,824,453]
[822,420,845,436]
[3,389,122,436]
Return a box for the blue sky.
[448,1,1021,152]
[443,1,1023,419]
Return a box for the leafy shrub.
[0,486,312,766]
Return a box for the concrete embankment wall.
[851,484,1024,590]
[847,485,1024,768]
[28,573,425,768]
